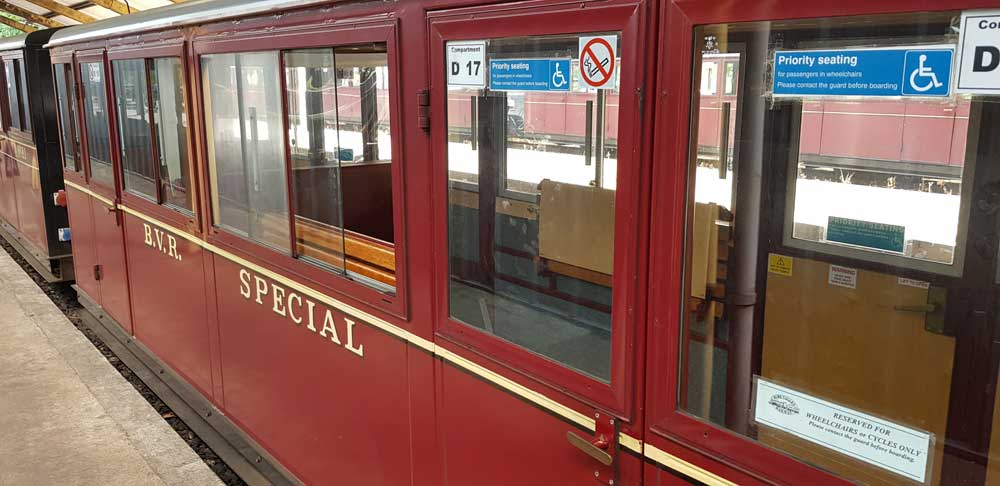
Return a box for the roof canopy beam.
[0,1,63,28]
[87,0,133,16]
[0,14,36,32]
[25,0,97,23]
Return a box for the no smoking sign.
[579,35,618,89]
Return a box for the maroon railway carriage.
[36,0,1000,485]
[0,31,72,282]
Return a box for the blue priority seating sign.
[772,46,954,97]
[489,59,572,92]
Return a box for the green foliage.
[0,12,29,38]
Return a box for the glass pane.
[202,52,289,252]
[80,61,114,186]
[54,65,79,171]
[151,57,193,212]
[446,32,621,382]
[334,45,396,291]
[5,60,20,131]
[679,13,1000,486]
[113,59,156,199]
[285,48,346,274]
[17,60,30,133]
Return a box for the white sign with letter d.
[956,10,1000,93]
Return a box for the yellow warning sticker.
[768,253,793,277]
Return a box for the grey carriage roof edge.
[0,34,28,52]
[46,0,339,48]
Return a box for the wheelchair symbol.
[909,54,944,93]
[551,62,568,89]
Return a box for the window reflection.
[446,32,621,381]
[679,13,997,486]
[80,61,114,186]
[113,59,156,199]
[151,57,193,212]
[203,52,289,251]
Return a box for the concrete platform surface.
[0,248,224,486]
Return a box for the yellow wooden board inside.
[761,257,955,486]
[537,180,615,275]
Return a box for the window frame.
[52,52,88,188]
[52,61,82,173]
[644,2,986,485]
[108,43,199,232]
[2,54,28,138]
[192,19,409,319]
[16,58,31,135]
[75,50,118,199]
[429,3,648,416]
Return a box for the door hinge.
[93,264,102,281]
[417,88,430,131]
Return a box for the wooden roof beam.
[0,14,36,32]
[25,0,98,23]
[0,1,63,28]
[88,0,134,15]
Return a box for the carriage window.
[151,57,192,212]
[203,52,289,252]
[5,60,20,131]
[81,62,114,186]
[446,32,620,381]
[679,13,1000,486]
[283,44,396,291]
[54,64,80,171]
[113,59,156,199]
[17,60,30,133]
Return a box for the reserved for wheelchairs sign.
[771,46,954,98]
[956,11,1000,93]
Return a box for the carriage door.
[649,10,1000,486]
[76,52,132,332]
[429,1,649,485]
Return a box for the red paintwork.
[43,0,998,485]
[91,199,132,332]
[213,256,413,484]
[123,214,214,398]
[65,184,100,301]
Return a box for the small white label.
[898,277,931,290]
[956,10,1000,94]
[578,35,618,89]
[446,41,487,88]
[828,264,858,289]
[753,378,932,483]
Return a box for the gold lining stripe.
[14,159,38,171]
[65,180,114,207]
[643,443,737,486]
[434,346,595,431]
[65,183,735,484]
[618,433,643,454]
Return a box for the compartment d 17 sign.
[447,40,486,88]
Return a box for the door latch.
[93,264,102,281]
[894,286,947,335]
[566,411,618,485]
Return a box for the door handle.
[894,303,936,313]
[566,431,612,466]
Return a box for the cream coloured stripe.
[64,180,114,207]
[618,432,643,454]
[14,159,38,171]
[644,443,737,486]
[67,183,735,482]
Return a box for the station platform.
[0,248,223,486]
